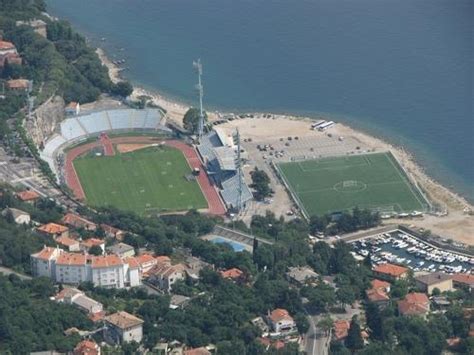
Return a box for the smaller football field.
[276,152,429,217]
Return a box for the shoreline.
[96,47,473,243]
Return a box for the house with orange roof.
[219,267,244,281]
[37,222,69,238]
[62,213,96,231]
[451,273,474,294]
[0,40,17,55]
[16,189,40,203]
[104,311,143,344]
[55,235,80,252]
[371,279,391,293]
[7,79,29,91]
[135,253,158,273]
[397,292,430,317]
[267,308,296,333]
[54,287,103,315]
[74,339,101,355]
[333,319,350,341]
[80,238,105,254]
[257,337,285,351]
[31,246,62,278]
[373,263,408,281]
[0,40,22,68]
[366,278,391,307]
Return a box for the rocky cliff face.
[25,95,65,147]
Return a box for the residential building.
[220,267,244,281]
[56,235,81,252]
[54,287,103,315]
[100,224,125,240]
[397,292,430,317]
[16,189,40,203]
[415,272,453,294]
[451,274,474,294]
[373,263,409,281]
[80,238,105,254]
[286,266,318,286]
[148,263,186,292]
[73,339,101,355]
[31,246,62,278]
[2,207,30,224]
[170,294,191,310]
[184,347,212,355]
[366,279,391,307]
[31,246,141,288]
[106,242,135,258]
[61,213,96,231]
[65,101,81,116]
[0,40,22,68]
[37,223,69,238]
[267,308,296,333]
[16,19,47,37]
[7,79,29,91]
[184,255,211,280]
[104,311,144,344]
[0,40,17,56]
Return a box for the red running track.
[64,137,226,216]
[100,133,115,156]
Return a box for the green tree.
[317,314,333,336]
[345,316,364,353]
[250,168,273,201]
[183,107,207,133]
[88,245,103,256]
[111,81,133,98]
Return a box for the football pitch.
[74,146,207,215]
[276,152,429,217]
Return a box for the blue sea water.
[46,0,474,202]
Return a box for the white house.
[104,311,144,344]
[267,308,296,333]
[54,287,103,315]
[148,263,186,293]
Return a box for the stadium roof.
[213,146,237,171]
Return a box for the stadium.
[39,108,252,216]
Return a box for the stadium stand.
[221,173,253,210]
[40,109,169,182]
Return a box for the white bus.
[318,121,335,131]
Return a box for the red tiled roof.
[371,279,391,291]
[366,288,390,302]
[16,190,40,201]
[37,223,69,235]
[257,337,285,350]
[56,253,87,266]
[451,273,474,287]
[0,41,15,50]
[124,257,140,269]
[81,238,104,248]
[374,263,408,278]
[62,213,96,230]
[32,246,59,261]
[56,235,79,247]
[333,320,350,340]
[269,308,293,323]
[136,253,156,265]
[7,79,29,89]
[66,101,79,109]
[184,348,212,355]
[90,254,123,268]
[105,311,143,329]
[155,255,171,264]
[74,339,100,355]
[220,267,243,279]
[89,311,106,322]
[397,292,430,316]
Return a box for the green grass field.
[74,146,207,215]
[276,152,429,217]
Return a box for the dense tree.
[88,244,103,256]
[183,107,207,133]
[111,81,133,98]
[250,167,273,201]
[345,316,364,353]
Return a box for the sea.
[46,0,474,202]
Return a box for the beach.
[96,48,473,245]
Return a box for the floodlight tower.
[193,59,204,141]
[235,128,243,213]
[27,80,35,121]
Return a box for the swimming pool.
[210,236,248,252]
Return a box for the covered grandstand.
[40,108,170,181]
[197,130,253,211]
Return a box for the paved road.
[305,313,330,355]
[0,266,32,280]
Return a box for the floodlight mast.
[193,59,204,141]
[236,128,243,213]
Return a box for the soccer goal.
[342,180,358,188]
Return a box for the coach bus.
[318,121,335,131]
